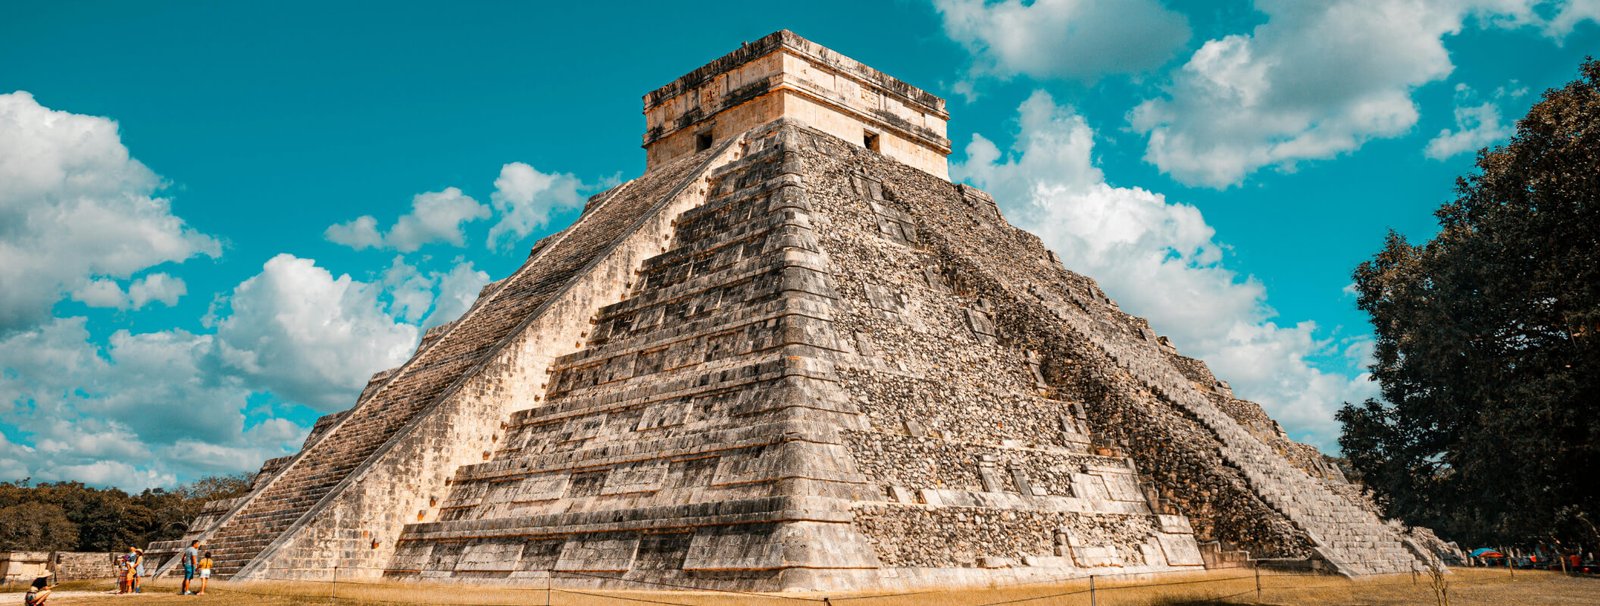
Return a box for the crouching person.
[25,577,52,606]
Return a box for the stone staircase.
[167,147,722,580]
[385,126,882,585]
[1034,295,1431,576]
[196,283,571,576]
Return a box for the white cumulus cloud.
[955,91,1375,449]
[378,255,491,328]
[0,317,304,491]
[934,0,1191,82]
[381,256,437,324]
[1126,0,1585,188]
[1547,0,1600,36]
[423,260,491,330]
[0,91,219,332]
[1424,83,1517,159]
[0,249,483,489]
[486,162,587,250]
[70,273,187,310]
[0,93,509,490]
[323,215,383,250]
[326,187,489,252]
[211,254,420,411]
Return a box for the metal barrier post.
[1089,574,1096,606]
[1255,566,1262,601]
[331,563,338,599]
[545,574,552,606]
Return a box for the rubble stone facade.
[0,552,119,584]
[156,30,1437,591]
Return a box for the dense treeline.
[1340,58,1599,548]
[0,476,251,552]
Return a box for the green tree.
[1341,58,1600,547]
[0,473,254,552]
[0,502,79,551]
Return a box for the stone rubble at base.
[151,30,1442,592]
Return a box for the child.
[197,551,214,595]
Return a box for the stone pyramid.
[156,30,1439,591]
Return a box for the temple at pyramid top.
[642,29,951,178]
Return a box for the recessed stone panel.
[553,534,640,573]
[455,539,523,572]
[601,461,668,495]
[683,524,784,571]
[1156,533,1205,566]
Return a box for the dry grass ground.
[5,568,1595,605]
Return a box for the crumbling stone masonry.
[155,30,1437,591]
[0,552,119,584]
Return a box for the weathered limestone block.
[602,462,668,495]
[516,474,569,502]
[456,540,523,573]
[1156,534,1206,566]
[555,534,639,572]
[684,525,783,571]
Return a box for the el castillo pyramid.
[151,31,1443,591]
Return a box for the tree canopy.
[0,476,251,552]
[1341,58,1600,548]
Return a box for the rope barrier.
[1098,573,1255,591]
[971,586,1092,606]
[826,588,948,601]
[243,560,1286,604]
[554,569,825,602]
[1211,588,1257,601]
[133,562,1542,605]
[554,587,700,606]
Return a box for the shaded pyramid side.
[785,125,1436,577]
[802,162,1204,585]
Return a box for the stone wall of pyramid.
[785,125,1437,578]
[164,118,1437,588]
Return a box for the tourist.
[24,576,51,606]
[180,540,200,595]
[130,547,145,593]
[120,547,137,594]
[115,550,128,594]
[197,551,214,595]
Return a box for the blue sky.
[2,0,1596,490]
